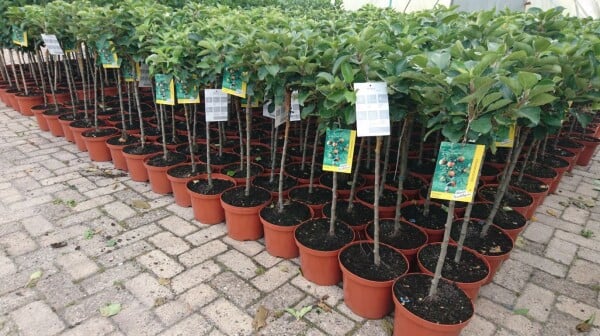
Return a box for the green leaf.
[106,239,117,247]
[515,106,541,125]
[527,93,556,107]
[513,308,529,316]
[470,116,492,134]
[340,62,354,84]
[26,270,43,288]
[100,303,122,317]
[486,98,512,112]
[83,229,94,240]
[499,77,523,97]
[265,65,279,77]
[517,72,540,91]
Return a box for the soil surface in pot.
[146,152,187,167]
[402,203,448,230]
[175,144,207,157]
[357,187,404,207]
[221,163,263,178]
[514,162,557,179]
[481,163,500,177]
[450,220,513,256]
[340,242,407,281]
[407,159,436,175]
[484,147,510,164]
[393,274,473,324]
[252,175,297,192]
[471,203,526,230]
[158,134,188,146]
[418,188,468,210]
[295,218,353,251]
[42,107,69,116]
[233,144,271,157]
[59,113,85,121]
[508,175,549,193]
[289,186,332,205]
[71,119,105,128]
[206,152,240,166]
[535,154,569,168]
[418,244,488,283]
[320,173,365,191]
[254,153,291,170]
[556,137,584,149]
[188,177,235,195]
[167,164,207,178]
[367,219,427,250]
[123,143,162,155]
[544,146,575,158]
[221,186,271,207]
[82,128,118,138]
[260,201,312,226]
[385,173,426,191]
[286,163,323,180]
[479,185,533,207]
[107,135,139,146]
[323,200,373,227]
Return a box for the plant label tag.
[222,68,247,98]
[205,89,229,122]
[95,41,121,69]
[322,128,356,174]
[495,124,516,148]
[12,26,27,47]
[291,90,301,122]
[429,142,485,203]
[41,34,64,56]
[262,100,286,128]
[354,82,390,137]
[122,61,140,82]
[138,64,152,87]
[175,79,200,104]
[154,74,175,105]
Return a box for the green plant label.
[430,142,485,203]
[12,26,27,47]
[241,97,260,108]
[138,64,152,87]
[222,68,247,98]
[204,89,229,122]
[155,74,175,105]
[41,34,64,56]
[322,128,356,174]
[95,41,121,69]
[175,79,200,104]
[262,100,286,127]
[121,61,140,82]
[354,82,390,137]
[495,124,516,148]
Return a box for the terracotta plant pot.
[416,243,490,301]
[167,163,206,207]
[106,136,139,171]
[143,152,187,194]
[15,93,44,116]
[220,186,271,240]
[188,174,236,224]
[478,184,534,219]
[574,135,600,166]
[82,128,119,162]
[31,105,50,131]
[47,92,71,104]
[122,144,162,182]
[58,115,76,142]
[364,219,429,266]
[259,201,314,259]
[392,274,473,336]
[5,89,20,111]
[70,123,94,152]
[339,241,409,319]
[400,200,447,243]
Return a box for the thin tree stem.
[428,200,455,297]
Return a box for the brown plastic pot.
[143,153,187,194]
[15,93,44,116]
[259,203,314,259]
[188,174,236,224]
[220,186,271,241]
[82,128,119,162]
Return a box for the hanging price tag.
[41,34,64,56]
[262,100,286,128]
[354,82,390,137]
[495,124,516,148]
[204,89,229,122]
[291,90,301,122]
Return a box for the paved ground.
[0,101,598,336]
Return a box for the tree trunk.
[245,95,252,197]
[347,137,365,212]
[374,136,383,266]
[428,200,455,297]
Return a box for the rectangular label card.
[429,141,485,203]
[175,79,200,104]
[495,124,516,148]
[204,89,229,122]
[291,90,301,121]
[138,64,152,87]
[354,82,390,137]
[155,74,175,105]
[262,100,286,128]
[322,128,356,174]
[95,40,121,69]
[41,34,64,56]
[221,68,247,98]
[121,61,140,82]
[12,26,27,47]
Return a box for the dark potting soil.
[58,113,85,121]
[471,203,526,230]
[146,152,187,167]
[259,201,312,226]
[557,137,584,149]
[286,163,323,180]
[176,144,207,156]
[233,144,271,157]
[514,162,557,179]
[221,163,263,178]
[508,175,549,194]
[357,187,403,207]
[144,127,162,136]
[187,177,235,195]
[544,146,575,158]
[207,152,240,166]
[479,185,533,207]
[97,108,117,116]
[450,220,513,256]
[418,244,489,283]
[42,107,69,116]
[536,155,569,168]
[481,163,500,177]
[251,175,297,192]
[167,164,206,178]
[253,153,291,170]
[323,200,374,227]
[401,203,448,230]
[393,274,473,325]
[124,122,141,131]
[82,128,118,138]
[289,186,332,205]
[407,159,436,175]
[288,145,312,158]
[577,135,600,143]
[320,172,365,191]
[71,119,105,128]
[484,147,510,164]
[366,219,427,250]
[122,143,162,155]
[107,135,139,146]
[385,173,426,191]
[16,92,41,97]
[358,160,377,175]
[221,186,271,207]
[157,134,188,146]
[294,218,354,251]
[339,242,408,281]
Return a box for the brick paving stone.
[577,246,600,263]
[60,317,116,336]
[97,240,153,267]
[555,229,600,251]
[488,259,533,293]
[179,283,219,310]
[170,260,221,294]
[479,282,518,307]
[529,270,599,307]
[221,236,264,256]
[352,319,395,336]
[509,250,567,278]
[35,272,86,309]
[56,251,100,281]
[81,261,142,295]
[37,224,87,247]
[210,271,261,308]
[125,272,174,307]
[103,200,137,221]
[112,300,165,336]
[153,299,193,326]
[10,301,65,336]
[148,231,190,256]
[251,260,297,292]
[290,275,344,306]
[253,250,284,268]
[0,253,16,277]
[137,250,184,279]
[544,237,578,264]
[21,214,54,236]
[158,215,198,237]
[0,288,40,315]
[256,314,308,335]
[178,240,228,267]
[0,230,37,256]
[555,295,600,327]
[303,297,355,335]
[216,249,261,279]
[521,221,554,244]
[165,203,195,221]
[159,314,212,336]
[185,224,228,246]
[567,259,600,286]
[249,283,306,315]
[201,298,254,336]
[513,283,555,322]
[125,210,170,229]
[562,206,590,225]
[336,301,366,323]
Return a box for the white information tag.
[262,100,286,128]
[138,64,152,87]
[204,89,229,122]
[291,90,300,121]
[41,34,64,56]
[354,82,390,137]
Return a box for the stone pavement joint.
[0,101,599,335]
